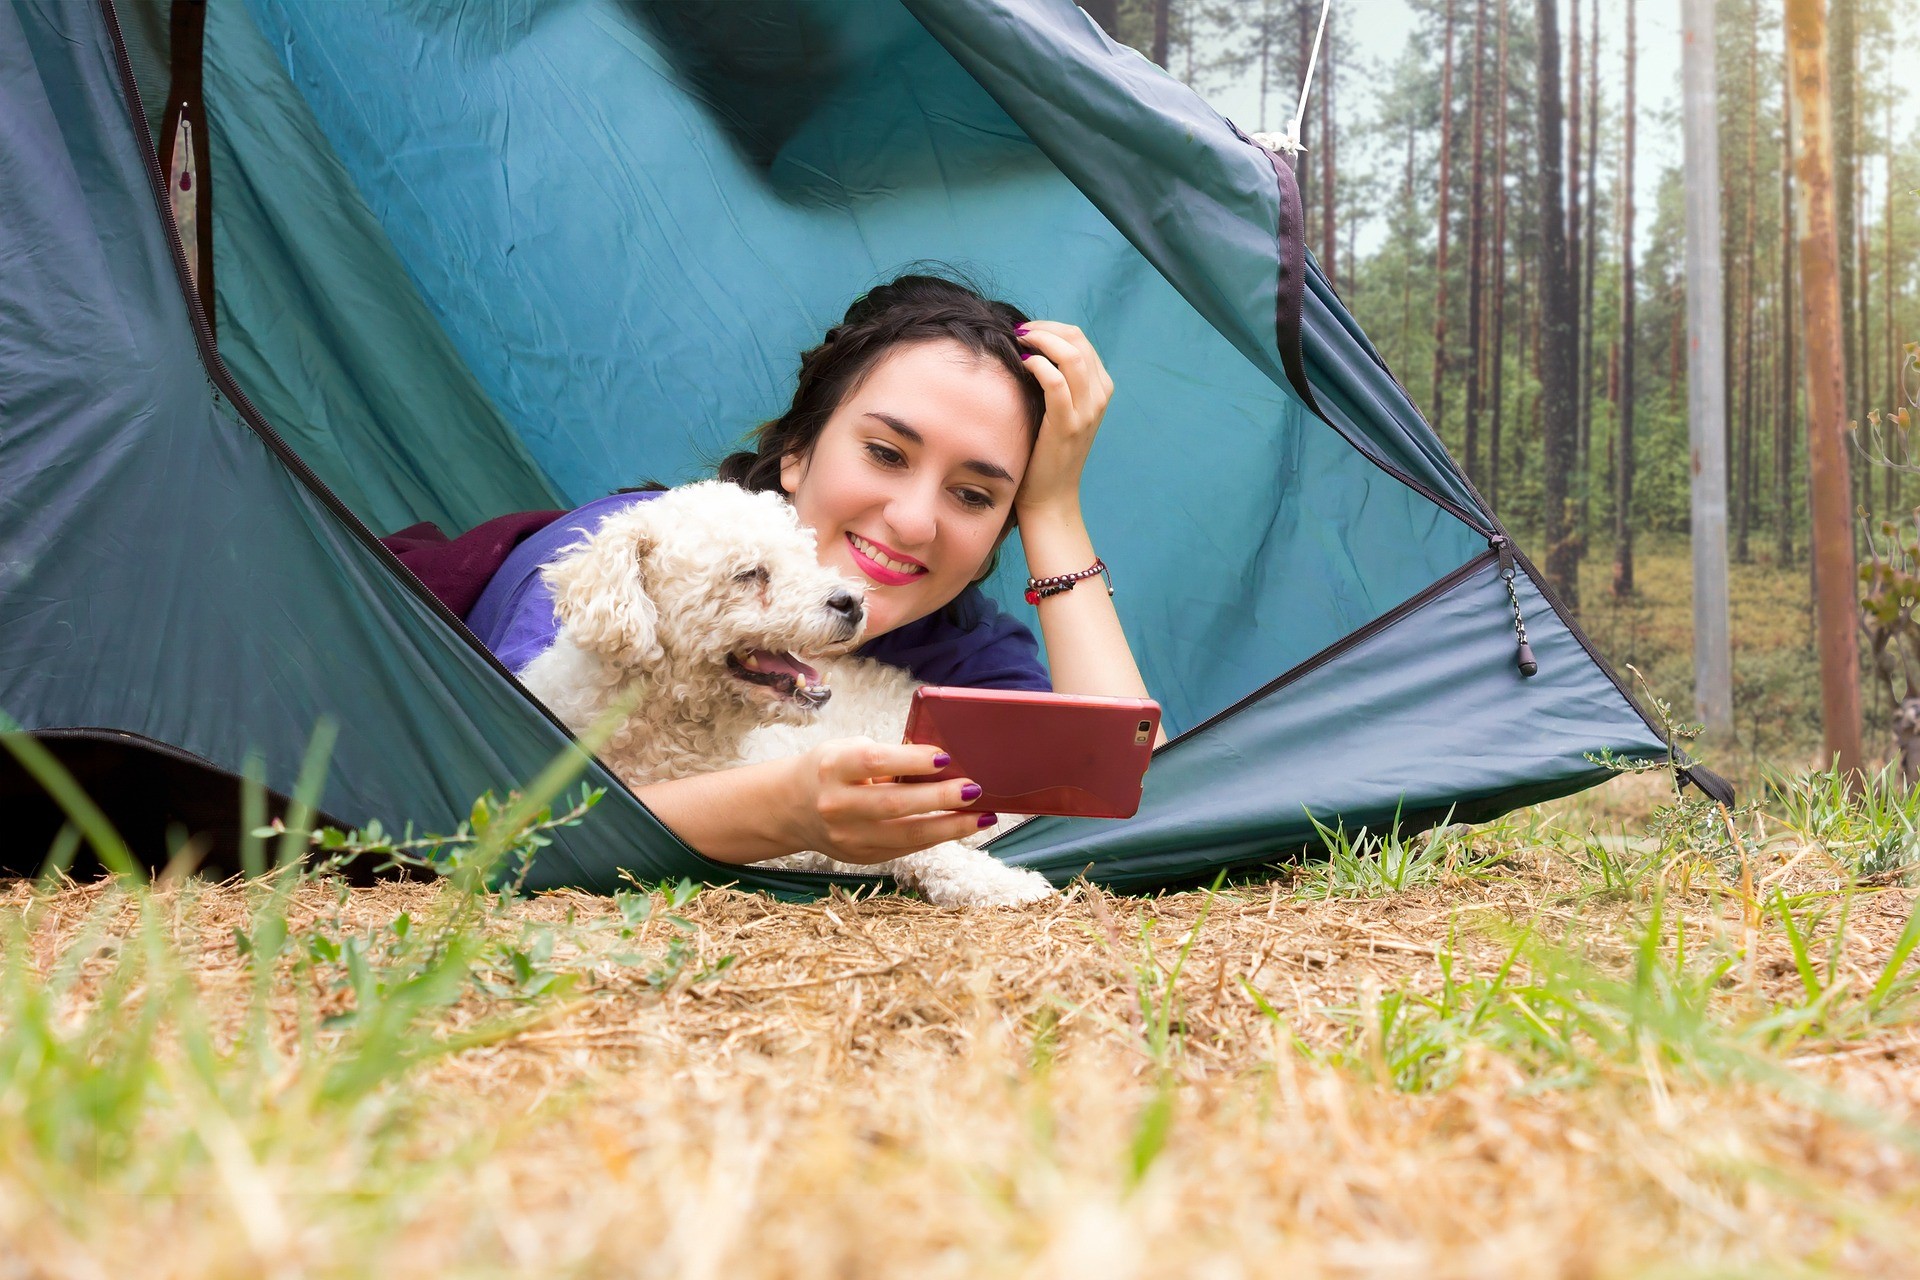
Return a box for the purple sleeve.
[465,492,656,674]
[471,574,565,675]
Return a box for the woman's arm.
[1017,502,1152,702]
[1014,322,1167,743]
[634,739,995,864]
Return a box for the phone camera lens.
[1137,720,1152,734]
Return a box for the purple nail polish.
[977,812,999,828]
[932,752,951,769]
[1019,352,1032,360]
[961,783,982,802]
[1015,325,1029,335]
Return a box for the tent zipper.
[1489,534,1538,677]
[1488,529,1710,789]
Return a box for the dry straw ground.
[5,759,1920,1279]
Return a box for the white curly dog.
[517,481,1056,907]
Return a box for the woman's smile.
[846,531,928,584]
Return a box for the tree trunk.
[1431,0,1457,439]
[1864,168,1882,505]
[1151,0,1170,68]
[1735,3,1760,562]
[1463,0,1489,484]
[1580,0,1601,527]
[1567,0,1582,285]
[1321,15,1337,289]
[1567,0,1586,528]
[1401,115,1417,357]
[1831,0,1853,408]
[1488,0,1510,512]
[1681,0,1734,734]
[1786,0,1865,775]
[1518,250,1532,497]
[1776,20,1796,566]
[1294,2,1314,218]
[1536,0,1579,608]
[1888,89,1899,435]
[1614,0,1637,597]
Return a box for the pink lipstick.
[846,532,927,587]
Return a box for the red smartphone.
[902,686,1161,819]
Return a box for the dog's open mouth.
[727,649,831,708]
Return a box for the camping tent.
[0,0,1699,894]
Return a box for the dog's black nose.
[826,589,864,623]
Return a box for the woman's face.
[781,339,1032,638]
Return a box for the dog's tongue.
[746,650,819,684]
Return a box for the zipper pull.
[1490,536,1538,678]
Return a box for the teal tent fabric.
[0,0,1670,895]
[214,0,1484,735]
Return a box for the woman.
[470,274,1157,866]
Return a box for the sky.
[1192,0,1910,259]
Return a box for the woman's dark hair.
[716,272,1045,590]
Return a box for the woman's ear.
[541,510,664,668]
[779,449,804,496]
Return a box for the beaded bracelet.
[1025,557,1112,605]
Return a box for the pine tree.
[1537,0,1580,606]
[1463,0,1490,482]
[1776,11,1797,565]
[1614,0,1637,595]
[1488,0,1511,511]
[1430,0,1457,440]
[1735,0,1760,562]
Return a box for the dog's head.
[542,481,867,720]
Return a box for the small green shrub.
[1294,805,1504,899]
[1766,762,1920,882]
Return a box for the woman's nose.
[882,485,938,550]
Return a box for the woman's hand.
[783,737,992,864]
[1014,321,1114,521]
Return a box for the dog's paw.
[891,844,1057,908]
[983,865,1058,906]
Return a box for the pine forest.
[1090,0,1920,765]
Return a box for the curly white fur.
[516,481,1056,908]
[519,482,866,786]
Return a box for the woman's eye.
[864,443,905,467]
[955,489,996,511]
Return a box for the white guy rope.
[1251,0,1332,156]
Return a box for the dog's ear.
[541,513,666,668]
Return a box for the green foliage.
[260,782,605,899]
[1123,877,1222,1187]
[1294,804,1506,901]
[1767,762,1920,882]
[1585,667,1758,884]
[1310,885,1920,1124]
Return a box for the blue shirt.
[466,490,1051,691]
